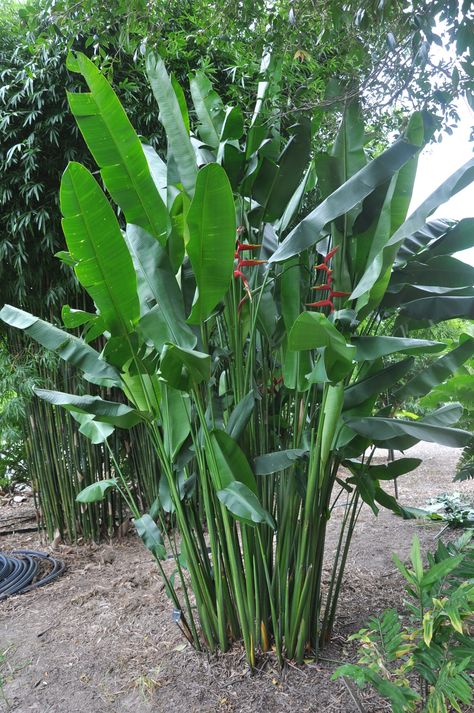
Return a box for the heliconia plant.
[2,50,474,666]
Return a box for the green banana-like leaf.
[61,306,96,328]
[66,52,167,243]
[60,162,140,336]
[390,255,474,289]
[351,157,474,301]
[34,388,145,427]
[125,225,196,349]
[70,412,115,444]
[345,415,471,448]
[186,164,236,324]
[76,479,117,503]
[353,112,426,315]
[343,357,414,410]
[394,337,474,401]
[217,482,275,528]
[269,139,420,263]
[161,384,191,460]
[189,70,225,149]
[209,429,258,494]
[135,513,166,560]
[395,296,474,330]
[221,105,244,141]
[160,344,211,391]
[146,54,197,195]
[0,304,120,386]
[394,218,453,266]
[226,391,256,441]
[281,256,312,391]
[289,311,355,381]
[344,457,422,480]
[254,449,308,475]
[352,336,445,361]
[265,120,312,221]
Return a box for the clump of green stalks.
[2,50,473,668]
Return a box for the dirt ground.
[1,443,473,713]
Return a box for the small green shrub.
[334,532,474,712]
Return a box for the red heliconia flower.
[309,245,349,313]
[233,240,266,304]
[306,298,335,312]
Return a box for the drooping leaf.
[186,163,236,324]
[66,52,167,243]
[160,344,211,391]
[76,479,117,503]
[345,415,471,448]
[289,311,355,381]
[352,336,444,361]
[217,482,275,528]
[60,162,140,337]
[70,412,115,444]
[209,429,258,494]
[254,449,308,475]
[0,305,121,386]
[33,388,145,428]
[269,139,420,263]
[394,337,474,401]
[135,513,166,560]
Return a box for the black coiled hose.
[0,550,65,600]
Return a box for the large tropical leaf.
[289,311,355,381]
[269,139,420,263]
[34,388,144,427]
[352,336,444,361]
[60,162,140,336]
[280,256,312,391]
[146,54,197,195]
[217,482,275,528]
[66,52,167,243]
[394,337,474,401]
[124,225,196,349]
[209,429,258,494]
[0,305,121,386]
[351,157,474,301]
[343,357,414,410]
[160,344,211,391]
[345,415,471,448]
[189,71,225,149]
[395,296,474,330]
[186,164,236,324]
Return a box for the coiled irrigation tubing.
[0,550,65,600]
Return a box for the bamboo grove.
[2,52,474,665]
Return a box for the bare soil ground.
[1,443,473,713]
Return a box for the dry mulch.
[0,442,473,713]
